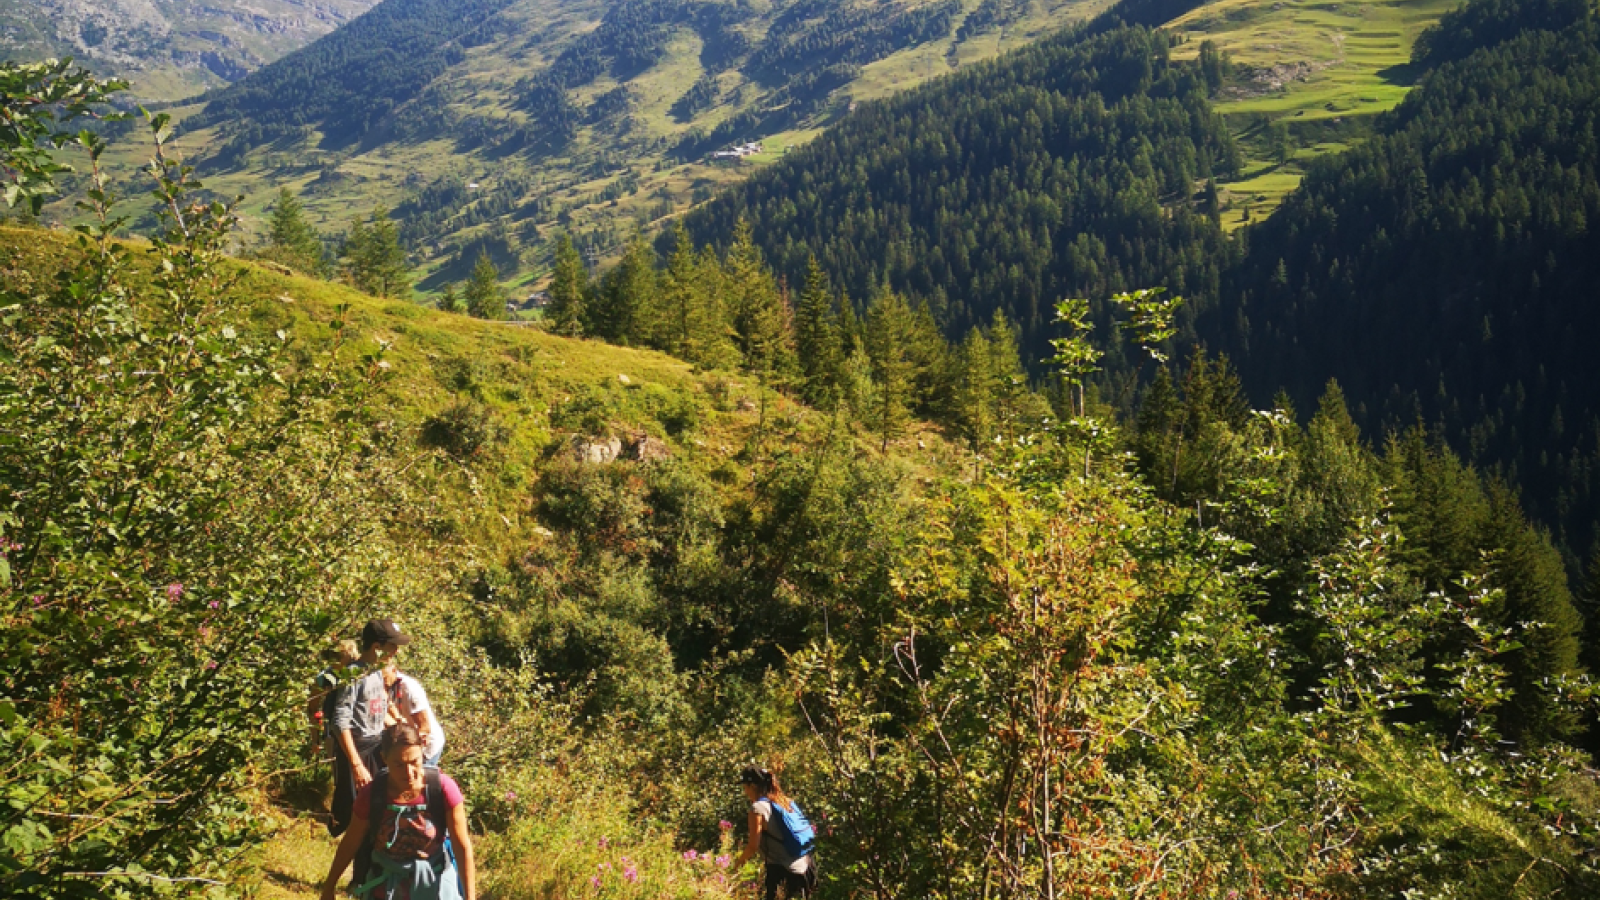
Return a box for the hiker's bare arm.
[409,709,430,742]
[338,728,370,788]
[448,801,477,900]
[733,808,762,870]
[320,811,369,900]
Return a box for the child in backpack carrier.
[732,766,817,900]
[320,723,477,900]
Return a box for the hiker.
[388,668,446,767]
[330,619,410,840]
[733,766,817,899]
[319,722,477,900]
[308,640,361,760]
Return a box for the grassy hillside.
[1166,0,1460,225]
[0,221,953,556]
[0,219,956,897]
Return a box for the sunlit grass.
[1166,0,1456,222]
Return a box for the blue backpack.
[764,796,816,858]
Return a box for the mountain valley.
[8,0,1600,897]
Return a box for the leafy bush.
[0,114,399,894]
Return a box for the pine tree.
[1385,429,1492,589]
[262,188,326,276]
[1268,121,1292,166]
[864,289,920,452]
[1132,367,1183,496]
[795,256,843,408]
[1480,483,1586,745]
[952,326,997,449]
[986,309,1033,441]
[837,295,862,358]
[439,283,466,314]
[1580,542,1600,678]
[657,223,734,367]
[465,250,506,320]
[906,300,952,416]
[546,232,588,336]
[590,234,656,344]
[340,205,409,298]
[724,219,795,385]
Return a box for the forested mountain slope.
[684,0,1600,563]
[121,0,1113,289]
[1214,10,1600,561]
[0,0,378,99]
[682,23,1239,371]
[679,0,1462,367]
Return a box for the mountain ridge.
[0,0,379,100]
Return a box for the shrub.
[421,399,506,461]
[0,117,398,893]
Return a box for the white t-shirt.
[752,798,811,874]
[393,674,445,761]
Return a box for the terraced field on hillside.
[1167,0,1459,227]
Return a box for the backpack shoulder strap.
[425,768,449,835]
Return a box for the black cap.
[361,618,412,650]
[739,767,770,786]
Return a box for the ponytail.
[740,765,795,812]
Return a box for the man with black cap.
[328,618,411,845]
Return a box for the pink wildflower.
[683,849,698,861]
[205,660,217,670]
[719,819,734,831]
[598,836,609,849]
[504,790,517,802]
[716,855,731,869]
[166,583,183,601]
[590,875,601,888]
[208,600,220,609]
[623,865,637,883]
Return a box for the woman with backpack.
[319,723,476,900]
[733,766,817,899]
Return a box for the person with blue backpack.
[734,766,817,899]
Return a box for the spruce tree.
[262,188,326,276]
[724,219,795,386]
[1132,367,1183,495]
[591,235,656,344]
[439,283,466,314]
[1580,542,1600,678]
[340,205,409,298]
[837,295,862,359]
[657,223,733,367]
[906,300,952,416]
[864,289,919,452]
[1480,483,1585,745]
[546,232,588,336]
[953,327,997,449]
[465,250,506,320]
[795,256,842,408]
[986,309,1033,440]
